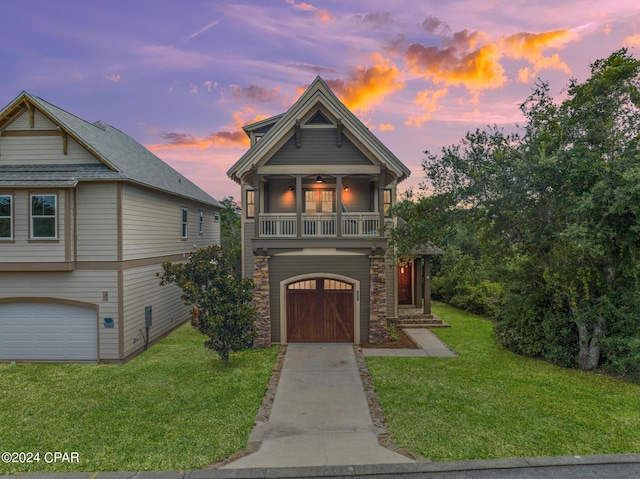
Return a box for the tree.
[220,196,242,280]
[158,244,256,365]
[392,49,640,375]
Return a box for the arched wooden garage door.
[286,278,354,342]
[0,302,97,361]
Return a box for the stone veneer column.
[253,255,271,348]
[368,254,388,344]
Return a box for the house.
[227,77,417,346]
[0,92,221,363]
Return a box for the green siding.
[268,254,371,343]
[266,129,373,166]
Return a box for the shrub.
[158,245,257,365]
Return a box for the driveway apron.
[223,343,413,468]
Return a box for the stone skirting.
[368,254,388,343]
[253,255,271,348]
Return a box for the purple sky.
[2,1,639,201]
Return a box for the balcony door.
[304,189,335,213]
[304,189,335,235]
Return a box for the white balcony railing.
[259,214,297,237]
[342,213,380,236]
[302,213,336,236]
[258,212,381,237]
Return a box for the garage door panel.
[324,292,353,341]
[287,278,354,343]
[0,303,97,361]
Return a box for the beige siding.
[122,263,190,358]
[6,109,58,130]
[0,190,67,262]
[211,209,221,245]
[121,184,217,260]
[0,270,120,360]
[76,183,118,261]
[0,136,100,165]
[1,112,100,165]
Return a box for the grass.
[366,302,640,462]
[0,324,278,473]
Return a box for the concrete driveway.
[223,343,414,469]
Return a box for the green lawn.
[367,302,640,462]
[0,324,278,473]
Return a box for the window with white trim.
[199,210,204,234]
[31,194,57,239]
[181,207,188,238]
[0,195,12,239]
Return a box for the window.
[181,207,188,238]
[384,189,392,215]
[31,194,57,239]
[304,189,334,213]
[246,190,255,218]
[0,195,12,239]
[199,210,204,234]
[214,213,220,222]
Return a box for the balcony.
[259,212,381,238]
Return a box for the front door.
[398,263,413,305]
[286,278,354,342]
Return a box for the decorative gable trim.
[306,110,333,125]
[227,77,411,185]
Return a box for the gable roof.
[0,92,221,208]
[227,77,411,185]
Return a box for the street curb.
[4,454,640,479]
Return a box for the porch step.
[391,313,450,328]
[398,322,450,328]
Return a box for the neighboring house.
[0,92,221,363]
[227,77,414,346]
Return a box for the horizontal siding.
[386,257,397,318]
[6,109,58,130]
[266,129,374,166]
[121,183,218,260]
[122,263,190,358]
[263,178,373,214]
[76,183,118,261]
[0,270,120,360]
[243,223,254,278]
[268,254,370,343]
[1,110,100,165]
[341,178,372,212]
[0,190,67,262]
[265,178,296,213]
[0,136,99,165]
[212,210,221,245]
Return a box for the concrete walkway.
[223,344,413,469]
[362,328,458,357]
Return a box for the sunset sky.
[2,1,639,201]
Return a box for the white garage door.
[0,303,97,361]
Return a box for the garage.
[0,302,98,361]
[286,278,354,342]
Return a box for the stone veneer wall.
[368,254,388,343]
[253,255,271,347]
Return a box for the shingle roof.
[227,76,411,185]
[0,92,221,208]
[0,164,123,187]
